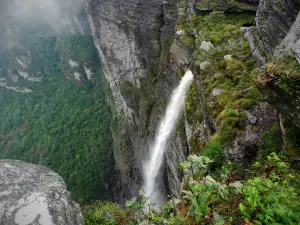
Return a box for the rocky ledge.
[0,160,83,225]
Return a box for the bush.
[239,153,300,224]
[84,201,126,225]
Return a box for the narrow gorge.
[1,0,300,224]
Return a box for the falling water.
[143,70,194,207]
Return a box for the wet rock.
[0,160,83,225]
[187,0,195,16]
[166,133,186,197]
[185,118,193,146]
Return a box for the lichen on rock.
[0,160,83,225]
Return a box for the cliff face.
[85,0,300,204]
[254,0,300,127]
[85,0,186,202]
[256,0,300,55]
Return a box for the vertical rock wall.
[85,0,186,203]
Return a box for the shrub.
[202,141,223,168]
[83,201,126,225]
[239,153,300,224]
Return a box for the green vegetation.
[83,153,300,224]
[194,0,258,12]
[177,10,262,157]
[258,123,282,161]
[257,52,300,94]
[82,4,300,225]
[84,201,126,225]
[0,35,114,201]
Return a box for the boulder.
[170,40,193,65]
[199,61,211,70]
[0,160,83,225]
[200,41,214,52]
[224,54,232,61]
[212,88,224,97]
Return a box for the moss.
[214,108,247,144]
[285,121,300,170]
[225,59,246,76]
[232,98,256,109]
[176,7,261,171]
[177,68,185,79]
[120,81,139,94]
[189,137,205,155]
[179,35,195,48]
[185,83,204,125]
[178,0,188,10]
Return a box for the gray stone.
[244,110,257,124]
[170,40,193,65]
[212,88,224,97]
[175,30,186,37]
[0,160,83,225]
[224,54,232,61]
[199,61,211,70]
[242,27,266,66]
[200,41,214,52]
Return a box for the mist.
[0,0,87,48]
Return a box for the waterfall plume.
[143,70,194,208]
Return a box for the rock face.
[86,0,185,203]
[225,103,278,167]
[85,0,164,119]
[253,0,300,127]
[275,11,300,64]
[0,160,82,225]
[195,0,259,12]
[255,0,300,55]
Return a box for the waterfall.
[143,70,194,207]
